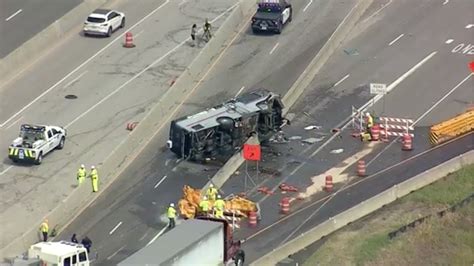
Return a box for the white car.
[83,9,125,37]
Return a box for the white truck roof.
[29,241,85,258]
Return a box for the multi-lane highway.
[0,0,83,58]
[53,0,359,264]
[0,0,237,257]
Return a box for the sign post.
[242,134,261,193]
[370,83,387,114]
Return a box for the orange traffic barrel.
[371,124,380,141]
[123,32,136,48]
[325,175,333,192]
[280,197,290,214]
[402,133,413,151]
[357,160,366,177]
[248,211,257,227]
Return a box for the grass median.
[303,164,474,266]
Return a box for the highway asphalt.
[219,0,474,262]
[0,0,83,58]
[0,0,237,255]
[53,0,359,264]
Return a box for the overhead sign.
[243,144,261,161]
[370,83,387,95]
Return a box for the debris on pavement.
[304,125,322,130]
[270,131,289,143]
[302,137,324,144]
[289,136,302,140]
[257,186,274,195]
[279,183,298,193]
[330,148,344,154]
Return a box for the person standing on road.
[203,18,212,42]
[90,166,99,192]
[71,233,78,243]
[39,219,49,242]
[206,184,218,201]
[81,236,92,253]
[190,24,197,47]
[167,203,177,229]
[77,164,87,185]
[214,195,225,219]
[199,196,210,215]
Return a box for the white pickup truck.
[8,124,67,165]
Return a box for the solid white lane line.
[154,175,167,189]
[362,0,392,23]
[303,0,313,12]
[109,221,123,235]
[134,30,145,38]
[0,0,171,128]
[388,34,404,46]
[63,71,88,88]
[107,245,125,260]
[332,74,350,87]
[139,231,149,241]
[258,51,438,204]
[367,72,473,166]
[63,3,238,129]
[0,166,13,175]
[6,116,23,129]
[269,42,279,55]
[5,9,22,21]
[235,86,245,97]
[147,226,168,246]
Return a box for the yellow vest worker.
[167,203,177,229]
[199,197,210,213]
[40,220,49,242]
[77,164,86,185]
[90,166,99,192]
[366,113,374,129]
[214,196,225,219]
[206,184,218,201]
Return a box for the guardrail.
[250,150,474,265]
[430,108,474,145]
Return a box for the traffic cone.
[123,32,136,48]
[325,175,333,192]
[402,133,413,151]
[357,160,366,177]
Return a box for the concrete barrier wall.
[251,150,474,265]
[0,0,109,82]
[1,0,255,261]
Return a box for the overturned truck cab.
[168,89,285,161]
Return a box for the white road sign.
[370,83,387,95]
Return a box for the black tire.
[120,18,125,28]
[275,21,282,34]
[12,158,18,163]
[288,7,293,22]
[106,27,112,37]
[35,153,43,165]
[234,250,245,266]
[57,137,65,150]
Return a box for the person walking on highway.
[214,195,226,219]
[90,166,99,192]
[206,184,218,201]
[167,203,177,229]
[202,18,212,42]
[77,164,87,185]
[199,196,210,216]
[190,24,197,47]
[81,236,92,253]
[39,219,49,242]
[363,112,374,141]
[71,233,78,244]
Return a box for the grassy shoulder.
[303,164,474,266]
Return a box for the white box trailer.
[118,217,245,266]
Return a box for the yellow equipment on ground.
[178,185,257,219]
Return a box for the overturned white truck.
[167,89,286,161]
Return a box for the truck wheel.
[35,153,43,165]
[57,137,65,150]
[234,250,245,266]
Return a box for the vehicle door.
[108,12,119,30]
[46,129,57,153]
[281,6,290,24]
[78,250,89,265]
[62,255,72,266]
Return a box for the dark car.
[251,0,292,34]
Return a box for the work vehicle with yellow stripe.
[8,124,67,165]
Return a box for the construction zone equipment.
[325,175,333,192]
[123,32,136,48]
[402,133,413,151]
[379,116,414,138]
[248,211,257,227]
[280,197,290,214]
[178,185,257,219]
[357,160,366,177]
[257,186,274,195]
[429,108,474,145]
[370,124,380,141]
[279,183,298,193]
[126,122,138,131]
